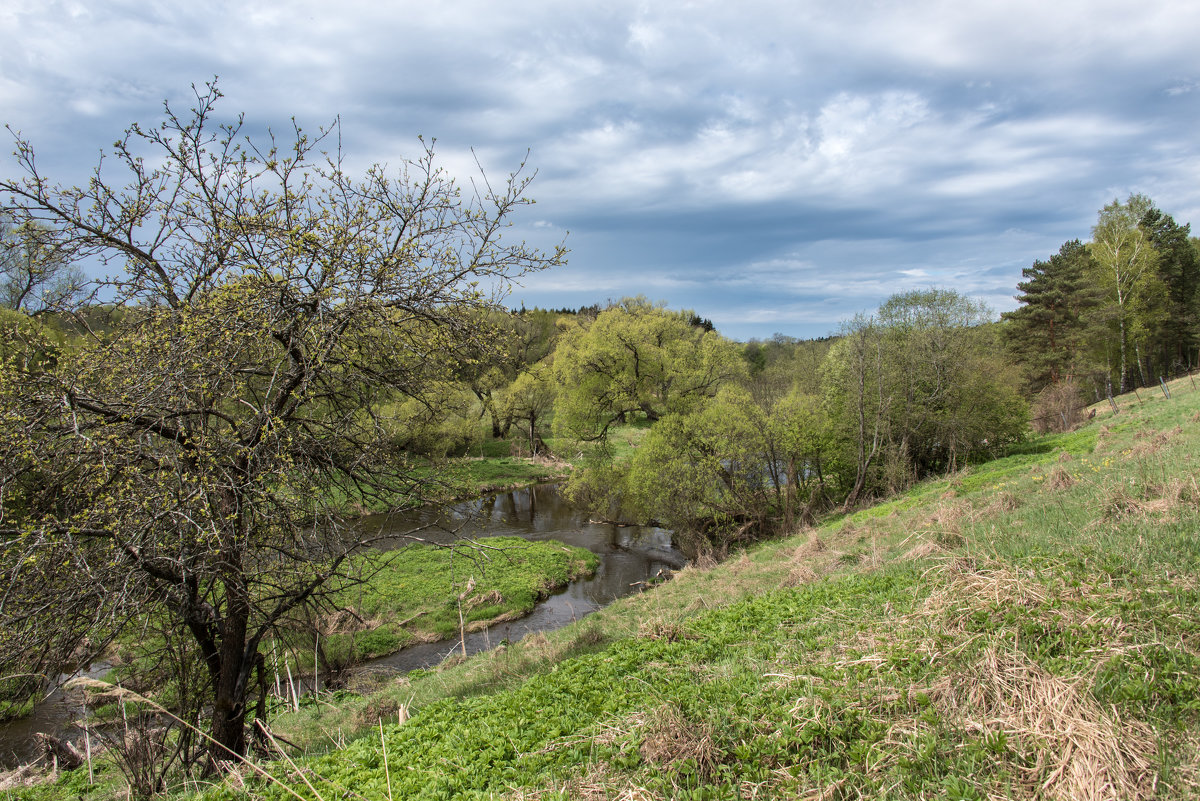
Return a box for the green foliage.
[328,537,599,645]
[552,299,744,442]
[1089,194,1168,392]
[1001,196,1200,396]
[1140,206,1200,373]
[823,290,1027,504]
[615,385,833,554]
[382,382,482,459]
[504,361,557,455]
[1001,239,1104,392]
[0,82,564,761]
[242,376,1200,800]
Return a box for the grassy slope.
[17,381,1199,800]
[239,376,1200,800]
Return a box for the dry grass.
[892,559,1159,798]
[727,552,753,575]
[635,704,719,779]
[636,618,694,642]
[986,491,1023,513]
[921,558,1051,628]
[0,764,54,791]
[315,607,370,636]
[353,694,412,729]
[782,532,826,587]
[1163,733,1200,797]
[1101,473,1200,523]
[516,706,718,799]
[508,764,664,801]
[899,538,950,562]
[943,648,1156,801]
[921,501,968,539]
[464,589,505,611]
[1046,466,1076,490]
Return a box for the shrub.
[1031,381,1088,434]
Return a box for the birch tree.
[1090,194,1164,392]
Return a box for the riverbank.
[15,377,1200,798]
[346,428,647,514]
[0,535,597,770]
[0,484,678,775]
[241,375,1200,800]
[289,536,600,672]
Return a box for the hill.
[246,376,1200,799]
[17,376,1200,800]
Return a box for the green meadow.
[161,374,1200,801]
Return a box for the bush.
[1031,381,1088,434]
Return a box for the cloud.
[1,0,1197,339]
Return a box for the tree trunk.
[1118,313,1128,393]
[208,556,250,768]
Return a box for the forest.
[2,87,1200,797]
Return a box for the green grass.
[21,377,1200,800]
[218,374,1200,800]
[323,537,599,655]
[435,458,566,500]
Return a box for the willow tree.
[552,299,743,442]
[0,83,563,765]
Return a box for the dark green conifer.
[1002,239,1102,392]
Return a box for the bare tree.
[0,215,85,314]
[0,81,564,765]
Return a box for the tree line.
[1002,194,1199,398]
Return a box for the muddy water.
[0,484,681,767]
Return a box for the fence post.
[1159,377,1172,399]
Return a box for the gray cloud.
[2,0,1198,339]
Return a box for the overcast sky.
[3,1,1198,340]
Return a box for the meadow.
[9,376,1199,800]
[203,374,1200,800]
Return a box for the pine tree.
[1002,239,1101,392]
[1140,206,1200,372]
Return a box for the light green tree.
[505,361,557,455]
[552,299,743,443]
[1089,194,1166,392]
[0,82,563,765]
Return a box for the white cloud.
[2,0,1198,339]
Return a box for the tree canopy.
[0,83,563,764]
[551,298,743,443]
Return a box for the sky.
[2,1,1198,341]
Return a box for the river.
[0,483,682,768]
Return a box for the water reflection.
[0,484,681,767]
[359,483,683,672]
